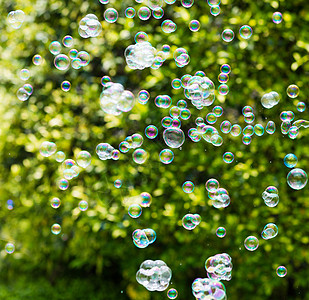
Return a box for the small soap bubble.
[261,91,280,109]
[77,51,90,66]
[7,10,25,29]
[161,20,177,33]
[5,243,15,254]
[163,127,185,148]
[288,126,299,139]
[62,35,74,47]
[54,54,70,71]
[223,152,234,163]
[242,135,251,145]
[140,192,152,207]
[230,124,242,136]
[213,106,223,117]
[114,179,122,188]
[239,25,252,39]
[266,121,276,134]
[101,75,111,87]
[159,149,174,164]
[58,178,69,190]
[182,214,198,230]
[243,125,254,136]
[167,288,178,299]
[206,113,217,124]
[207,0,220,5]
[19,69,30,81]
[210,5,220,16]
[138,7,151,20]
[276,266,287,277]
[244,113,255,124]
[284,153,297,168]
[104,8,118,23]
[7,199,14,210]
[254,124,264,136]
[78,200,88,211]
[244,236,259,251]
[49,41,61,55]
[287,168,308,190]
[262,186,279,207]
[69,49,78,59]
[76,151,91,168]
[132,149,148,164]
[135,31,148,43]
[181,0,194,8]
[218,73,229,83]
[162,116,172,128]
[222,29,234,42]
[145,125,158,139]
[286,84,299,98]
[297,102,306,112]
[171,79,182,89]
[61,80,71,92]
[205,178,219,192]
[189,20,200,32]
[40,141,57,157]
[272,12,283,24]
[220,120,232,134]
[125,7,136,18]
[55,151,65,162]
[221,64,231,74]
[218,84,229,95]
[128,204,142,218]
[216,227,226,238]
[261,223,278,240]
[32,54,43,65]
[152,8,164,19]
[182,181,194,193]
[51,223,61,235]
[51,197,61,209]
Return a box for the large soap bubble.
[261,91,280,109]
[136,260,172,291]
[192,278,226,300]
[262,186,279,207]
[205,253,232,281]
[163,127,185,148]
[79,14,102,38]
[287,168,308,190]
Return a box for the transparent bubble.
[205,253,232,281]
[182,214,198,230]
[62,159,76,170]
[284,153,297,168]
[261,223,278,240]
[32,54,43,65]
[242,106,253,115]
[128,204,142,218]
[287,168,308,190]
[220,120,232,134]
[104,8,118,23]
[54,54,70,71]
[77,51,90,67]
[189,20,200,32]
[242,135,251,145]
[135,31,148,43]
[223,152,234,163]
[152,8,164,19]
[5,243,15,254]
[288,126,299,139]
[207,0,221,6]
[138,7,151,20]
[119,141,130,153]
[244,112,255,124]
[51,197,61,209]
[159,149,174,164]
[19,69,30,81]
[161,116,172,128]
[273,12,283,24]
[211,188,230,208]
[17,87,29,101]
[261,91,280,109]
[297,101,306,112]
[145,125,158,139]
[55,151,65,162]
[206,113,217,124]
[140,192,152,207]
[78,200,88,211]
[222,29,234,42]
[163,128,185,148]
[244,236,259,251]
[218,84,229,95]
[280,111,294,122]
[161,20,177,33]
[58,178,69,190]
[7,10,25,29]
[243,125,254,136]
[218,73,229,83]
[254,124,264,136]
[210,5,220,16]
[276,266,287,277]
[266,121,276,134]
[62,35,74,47]
[216,227,226,238]
[22,84,33,96]
[76,151,91,168]
[125,7,136,18]
[61,80,71,92]
[181,0,194,8]
[49,41,61,55]
[239,25,252,39]
[262,186,279,207]
[192,278,226,300]
[230,124,242,136]
[51,223,61,235]
[221,64,231,74]
[114,179,122,188]
[171,79,182,89]
[182,181,194,193]
[167,288,178,299]
[205,178,219,192]
[132,149,148,164]
[132,134,144,148]
[286,84,299,98]
[40,141,57,157]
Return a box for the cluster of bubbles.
[100,82,135,115]
[261,91,280,109]
[205,253,232,281]
[221,25,252,42]
[173,48,190,68]
[262,186,279,207]
[261,223,278,240]
[17,83,34,101]
[207,0,221,17]
[217,64,231,96]
[182,213,201,230]
[192,278,226,300]
[132,228,156,248]
[279,110,301,139]
[205,178,231,209]
[7,10,25,29]
[96,142,119,160]
[136,260,172,291]
[244,236,259,251]
[79,14,102,38]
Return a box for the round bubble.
[218,84,229,95]
[182,214,197,230]
[284,153,297,168]
[55,151,65,162]
[230,124,242,136]
[152,8,164,19]
[61,80,71,92]
[206,113,217,124]
[17,87,29,101]
[32,54,43,65]
[132,149,148,164]
[40,141,57,157]
[182,181,194,193]
[261,223,278,240]
[276,266,287,277]
[104,8,118,23]
[51,197,61,209]
[140,192,152,207]
[161,20,177,33]
[5,243,15,254]
[222,29,234,42]
[163,128,185,148]
[145,125,158,139]
[210,5,220,16]
[62,35,74,47]
[216,227,226,238]
[254,124,264,136]
[244,236,259,251]
[167,288,178,299]
[171,79,182,89]
[76,150,92,168]
[189,20,200,32]
[58,178,69,190]
[297,102,306,112]
[128,204,142,218]
[159,149,174,164]
[220,120,232,134]
[239,25,252,39]
[125,7,136,18]
[19,69,30,81]
[138,7,151,20]
[287,168,308,190]
[286,84,299,98]
[114,179,122,188]
[54,54,70,71]
[262,186,279,207]
[221,64,231,74]
[223,152,234,163]
[49,41,61,55]
[273,12,283,24]
[261,91,280,109]
[51,223,61,235]
[181,0,194,8]
[266,121,276,134]
[79,200,88,211]
[205,178,219,192]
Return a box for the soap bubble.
[288,126,299,139]
[58,178,69,190]
[170,106,181,118]
[182,181,194,193]
[78,200,88,211]
[163,128,185,148]
[99,0,109,3]
[136,260,172,291]
[140,192,152,207]
[69,49,78,59]
[51,197,61,209]
[32,54,43,65]
[128,204,142,218]
[276,266,287,277]
[5,243,15,254]
[284,153,297,168]
[138,7,151,20]
[182,214,200,230]
[55,151,65,162]
[40,141,57,157]
[218,84,229,95]
[159,149,174,164]
[286,84,299,98]
[213,106,223,117]
[51,223,61,235]
[221,64,231,74]
[205,253,232,281]
[54,54,70,71]
[79,14,102,38]
[189,20,200,32]
[220,120,232,134]
[7,10,25,29]
[62,35,73,47]
[49,41,62,55]
[216,227,226,238]
[261,91,280,108]
[19,69,30,81]
[152,8,164,19]
[173,48,190,67]
[242,135,251,145]
[266,121,276,134]
[210,5,220,16]
[192,278,226,300]
[17,87,29,101]
[243,125,254,136]
[223,152,234,164]
[167,288,178,299]
[138,90,150,104]
[125,7,136,18]
[206,113,217,124]
[273,12,283,24]
[104,8,118,23]
[244,236,259,251]
[181,0,194,8]
[205,178,219,192]
[287,168,308,190]
[132,149,148,164]
[114,179,122,188]
[297,102,306,112]
[155,95,172,109]
[161,20,177,33]
[244,113,255,124]
[76,151,92,168]
[239,25,252,39]
[230,124,242,136]
[212,188,230,208]
[133,228,156,248]
[171,79,182,89]
[280,111,294,122]
[77,51,90,66]
[262,186,279,207]
[218,73,228,83]
[222,29,234,42]
[61,80,71,92]
[145,125,158,139]
[261,223,278,240]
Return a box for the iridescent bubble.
[242,135,251,145]
[140,192,152,207]
[218,84,229,95]
[213,106,223,117]
[101,75,111,87]
[297,102,306,112]
[254,124,264,136]
[189,20,200,32]
[23,83,33,96]
[286,84,299,98]
[161,20,177,33]
[58,178,69,190]
[99,0,109,3]
[19,69,30,80]
[205,178,219,192]
[155,95,172,108]
[284,153,297,168]
[216,227,226,238]
[280,111,294,122]
[51,197,61,209]
[132,149,148,164]
[261,223,278,240]
[182,181,194,193]
[40,141,57,157]
[71,58,82,69]
[145,125,158,139]
[114,179,122,188]
[77,51,90,67]
[104,8,118,23]
[243,125,254,136]
[152,8,164,19]
[163,128,185,148]
[51,223,61,235]
[207,0,221,5]
[62,35,74,47]
[221,64,231,74]
[159,149,174,164]
[244,113,255,124]
[55,151,65,162]
[138,7,151,20]
[54,54,70,71]
[32,54,43,65]
[135,31,148,43]
[119,141,130,153]
[220,120,232,134]
[288,126,299,139]
[182,214,198,230]
[244,236,259,251]
[61,80,71,92]
[210,5,220,16]
[230,124,242,136]
[49,41,61,55]
[223,152,234,164]
[69,49,78,59]
[181,0,194,8]
[276,266,287,277]
[239,25,252,39]
[170,107,181,119]
[206,113,217,124]
[261,91,280,109]
[266,121,276,134]
[222,29,234,42]
[287,168,308,190]
[76,151,91,168]
[125,7,136,18]
[7,10,25,29]
[171,79,182,89]
[5,243,15,254]
[79,200,88,211]
[167,288,178,299]
[262,186,279,207]
[272,12,283,24]
[218,73,229,83]
[132,133,144,148]
[242,106,253,115]
[132,229,149,248]
[128,204,142,218]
